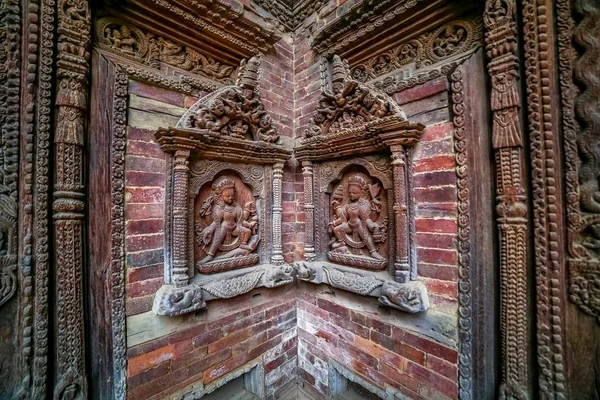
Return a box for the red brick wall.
[296,288,458,400]
[124,81,199,316]
[126,288,297,400]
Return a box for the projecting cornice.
[98,0,281,64]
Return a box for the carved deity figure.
[329,174,386,262]
[196,176,259,270]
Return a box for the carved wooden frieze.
[295,55,428,313]
[94,16,238,84]
[350,15,483,84]
[152,56,291,316]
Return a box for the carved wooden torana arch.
[294,55,429,313]
[151,56,294,317]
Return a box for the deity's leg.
[200,228,225,263]
[358,226,384,260]
[238,226,252,250]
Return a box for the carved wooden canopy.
[155,56,291,164]
[296,55,424,161]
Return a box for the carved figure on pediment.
[103,26,137,54]
[328,173,388,270]
[195,175,260,273]
[159,37,189,67]
[185,57,280,144]
[305,55,405,138]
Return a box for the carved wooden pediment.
[155,56,291,164]
[296,55,424,161]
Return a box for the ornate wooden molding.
[566,0,600,321]
[52,0,91,398]
[0,0,20,310]
[94,16,238,85]
[310,0,413,55]
[253,0,328,31]
[484,0,529,398]
[520,0,568,398]
[18,0,56,397]
[349,15,482,84]
[449,66,473,400]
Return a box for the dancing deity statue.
[196,176,259,271]
[329,174,387,269]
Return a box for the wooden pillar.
[302,161,316,261]
[484,0,530,397]
[52,1,91,398]
[390,145,410,283]
[271,163,284,264]
[171,149,190,286]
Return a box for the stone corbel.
[294,262,429,313]
[153,264,295,316]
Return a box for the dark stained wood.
[458,50,498,400]
[87,50,117,400]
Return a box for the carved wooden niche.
[152,57,293,316]
[294,55,429,313]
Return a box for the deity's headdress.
[347,174,368,191]
[212,176,236,195]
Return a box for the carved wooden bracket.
[295,55,428,313]
[152,57,292,316]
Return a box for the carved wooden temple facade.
[0,0,598,399]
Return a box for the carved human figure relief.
[195,175,260,273]
[328,173,388,270]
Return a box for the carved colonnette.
[483,0,533,398]
[151,56,293,316]
[51,0,91,398]
[295,55,428,313]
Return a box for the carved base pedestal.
[327,251,388,270]
[153,264,295,316]
[196,254,260,274]
[294,261,429,313]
